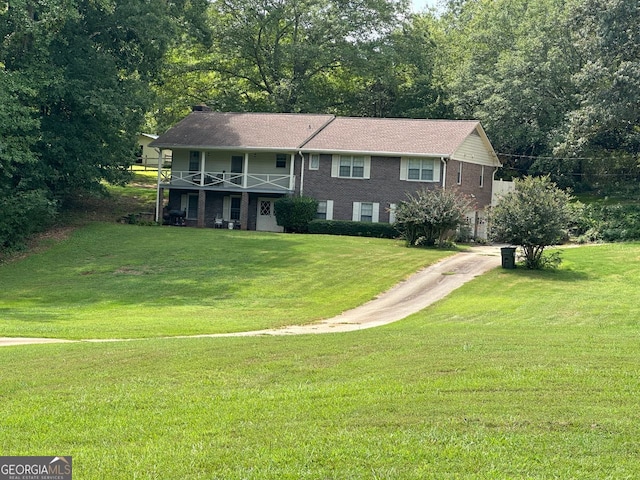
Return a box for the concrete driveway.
[0,245,502,346]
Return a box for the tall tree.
[557,0,639,162]
[439,0,578,157]
[0,0,210,204]
[171,0,409,115]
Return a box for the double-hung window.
[189,151,200,172]
[359,202,374,222]
[401,157,440,183]
[352,202,379,223]
[276,154,287,168]
[309,154,320,170]
[317,201,327,220]
[316,200,333,220]
[408,159,434,181]
[339,155,365,178]
[331,155,370,179]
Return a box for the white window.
[352,202,379,223]
[331,155,371,179]
[457,162,463,185]
[341,156,364,177]
[309,154,320,170]
[316,200,333,220]
[276,154,287,168]
[408,159,434,181]
[400,158,440,182]
[480,165,485,188]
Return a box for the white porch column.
[155,148,164,223]
[289,153,296,192]
[243,153,249,189]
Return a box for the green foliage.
[490,176,573,269]
[557,0,640,160]
[273,196,318,233]
[308,219,398,238]
[394,187,474,247]
[0,0,209,243]
[572,203,640,243]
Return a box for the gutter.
[441,157,447,189]
[299,151,305,196]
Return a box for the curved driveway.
[0,245,501,346]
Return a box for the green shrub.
[308,220,398,238]
[0,189,58,250]
[274,196,318,233]
[571,203,640,242]
[394,187,474,247]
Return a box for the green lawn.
[0,223,450,339]
[1,240,640,478]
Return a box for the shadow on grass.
[506,266,590,282]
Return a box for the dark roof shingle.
[150,112,335,150]
[151,112,489,158]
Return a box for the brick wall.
[445,159,493,209]
[298,155,493,223]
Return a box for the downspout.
[299,151,305,196]
[155,148,163,223]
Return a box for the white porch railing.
[160,170,293,192]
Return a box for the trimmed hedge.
[274,196,318,233]
[308,220,399,239]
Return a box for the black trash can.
[500,247,517,269]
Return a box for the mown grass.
[0,243,639,478]
[0,223,450,339]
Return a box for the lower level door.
[256,198,284,232]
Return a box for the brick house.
[150,110,501,236]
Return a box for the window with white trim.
[331,155,370,179]
[400,158,440,182]
[479,165,485,188]
[340,155,365,178]
[352,202,379,223]
[457,162,463,185]
[360,202,373,222]
[189,151,200,172]
[309,154,320,170]
[316,201,327,219]
[276,154,287,168]
[316,200,333,220]
[408,159,435,181]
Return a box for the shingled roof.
[150,111,334,150]
[302,117,481,156]
[151,111,498,162]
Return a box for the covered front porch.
[160,188,285,232]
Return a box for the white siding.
[451,130,498,166]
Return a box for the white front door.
[256,198,284,232]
